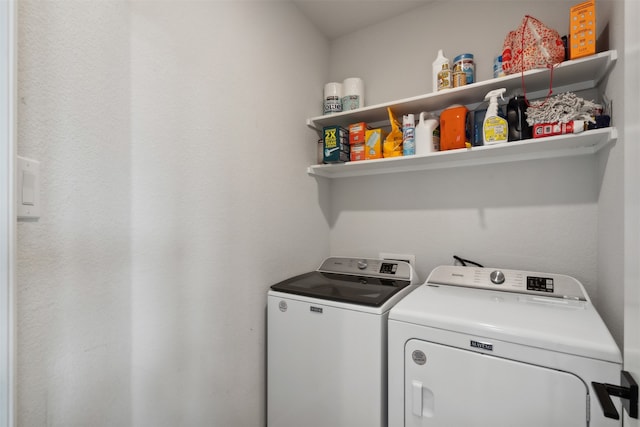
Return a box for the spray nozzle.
[485,88,506,102]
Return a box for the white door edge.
[625,0,640,426]
[0,1,16,426]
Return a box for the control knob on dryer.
[357,260,368,270]
[490,270,505,285]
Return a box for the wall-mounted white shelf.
[307,50,616,130]
[307,127,617,178]
[306,50,617,178]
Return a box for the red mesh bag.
[502,15,565,75]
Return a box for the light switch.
[22,170,35,205]
[17,156,40,219]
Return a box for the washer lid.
[389,267,621,363]
[271,271,412,307]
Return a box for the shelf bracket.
[306,118,321,134]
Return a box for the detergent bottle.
[440,105,468,151]
[432,49,449,92]
[483,88,508,145]
[415,112,439,155]
[507,94,532,141]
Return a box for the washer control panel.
[426,265,586,301]
[318,257,413,281]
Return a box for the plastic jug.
[507,95,532,141]
[415,112,439,155]
[439,105,468,151]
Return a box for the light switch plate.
[17,156,40,219]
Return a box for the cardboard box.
[322,125,350,163]
[365,128,388,160]
[350,143,365,161]
[570,0,596,59]
[348,122,370,145]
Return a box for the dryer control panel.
[426,265,587,301]
[318,257,415,281]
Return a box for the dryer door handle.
[592,370,638,420]
[412,380,423,416]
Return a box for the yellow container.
[365,128,387,160]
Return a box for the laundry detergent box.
[323,125,350,163]
[364,128,388,160]
[348,122,370,145]
[569,0,596,59]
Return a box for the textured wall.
[130,2,329,426]
[17,1,330,426]
[17,1,132,426]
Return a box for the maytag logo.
[470,340,493,351]
[310,306,323,314]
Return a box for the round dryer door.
[404,339,588,426]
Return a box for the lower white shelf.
[307,127,617,178]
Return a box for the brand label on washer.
[470,340,493,351]
[310,306,323,314]
[278,300,287,312]
[412,350,427,365]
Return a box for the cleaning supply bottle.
[415,112,440,155]
[440,105,468,151]
[507,94,532,141]
[437,62,452,91]
[402,114,416,156]
[432,49,449,92]
[483,88,508,145]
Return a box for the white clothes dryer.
[268,257,419,427]
[388,265,622,427]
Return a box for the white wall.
[130,2,329,426]
[17,1,132,426]
[330,1,588,104]
[17,1,330,426]
[327,0,625,345]
[596,0,625,361]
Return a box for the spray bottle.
[483,88,508,145]
[402,114,416,156]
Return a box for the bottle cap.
[403,114,415,126]
[454,53,474,62]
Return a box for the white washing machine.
[268,257,419,427]
[388,265,623,427]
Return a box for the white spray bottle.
[415,112,440,155]
[403,114,416,156]
[483,88,508,145]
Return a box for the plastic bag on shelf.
[502,15,565,75]
[383,107,404,158]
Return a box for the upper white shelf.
[307,127,617,178]
[307,50,617,130]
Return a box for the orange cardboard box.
[365,128,388,160]
[350,143,365,161]
[348,122,370,145]
[570,0,596,59]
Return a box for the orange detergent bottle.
[439,105,468,151]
